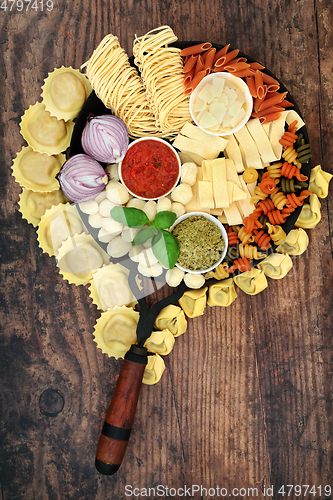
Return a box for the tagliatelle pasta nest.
[11,28,332,384]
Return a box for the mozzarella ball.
[106,180,130,204]
[138,262,163,278]
[94,190,107,203]
[88,212,104,228]
[143,200,157,221]
[171,184,193,205]
[137,247,159,267]
[79,200,99,215]
[99,198,117,217]
[127,198,146,210]
[166,267,185,287]
[105,163,120,181]
[184,273,205,289]
[157,197,172,212]
[181,162,198,186]
[107,236,132,258]
[122,227,139,243]
[129,245,144,262]
[98,228,116,243]
[171,202,185,218]
[100,218,123,235]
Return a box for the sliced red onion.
[57,154,108,203]
[81,114,129,164]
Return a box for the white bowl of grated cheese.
[189,72,253,136]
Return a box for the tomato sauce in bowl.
[119,137,181,200]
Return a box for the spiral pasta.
[253,229,271,250]
[280,162,308,182]
[239,243,266,260]
[227,257,252,273]
[266,223,286,246]
[282,146,299,166]
[237,226,255,244]
[270,188,288,210]
[266,162,282,180]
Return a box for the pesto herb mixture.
[171,215,225,270]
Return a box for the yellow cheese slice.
[198,181,214,208]
[224,134,244,172]
[173,134,220,160]
[212,158,229,208]
[180,121,229,151]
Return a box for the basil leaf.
[111,206,149,228]
[151,210,177,229]
[152,229,180,269]
[132,226,159,246]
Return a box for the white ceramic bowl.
[189,72,253,136]
[118,137,181,200]
[171,212,228,274]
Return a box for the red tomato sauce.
[120,139,180,199]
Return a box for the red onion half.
[81,115,129,164]
[57,154,108,203]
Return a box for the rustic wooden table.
[1,1,332,499]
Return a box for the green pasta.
[297,142,312,163]
[280,177,308,194]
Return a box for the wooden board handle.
[95,345,148,475]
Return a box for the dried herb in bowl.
[171,215,225,271]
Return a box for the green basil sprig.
[110,206,179,269]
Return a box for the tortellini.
[89,263,135,311]
[144,329,175,355]
[178,287,208,318]
[154,305,187,338]
[207,278,237,307]
[93,306,139,359]
[309,165,332,198]
[257,253,293,279]
[276,228,309,255]
[233,269,268,295]
[142,354,165,385]
[294,193,321,229]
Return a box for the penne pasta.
[184,70,206,94]
[232,68,256,78]
[214,49,239,68]
[251,104,284,118]
[184,67,195,85]
[224,61,251,73]
[183,54,198,73]
[249,62,265,71]
[258,91,288,111]
[246,75,257,97]
[180,42,212,57]
[254,70,265,99]
[203,48,216,73]
[259,111,282,124]
[213,44,230,63]
[194,54,205,75]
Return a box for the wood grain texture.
[0,0,332,499]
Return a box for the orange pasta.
[280,162,308,181]
[253,85,268,112]
[232,68,256,78]
[213,44,230,63]
[260,174,277,195]
[267,210,287,225]
[194,54,205,75]
[251,105,284,118]
[184,70,206,94]
[249,62,265,71]
[214,49,239,68]
[261,73,280,92]
[286,190,311,209]
[253,229,271,250]
[256,198,275,214]
[203,47,216,73]
[279,99,294,107]
[246,76,257,98]
[255,70,265,99]
[180,42,212,56]
[258,112,283,124]
[227,257,252,273]
[183,55,198,73]
[183,67,195,85]
[227,227,239,246]
[279,130,298,147]
[243,216,263,233]
[258,91,288,111]
[224,61,251,73]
